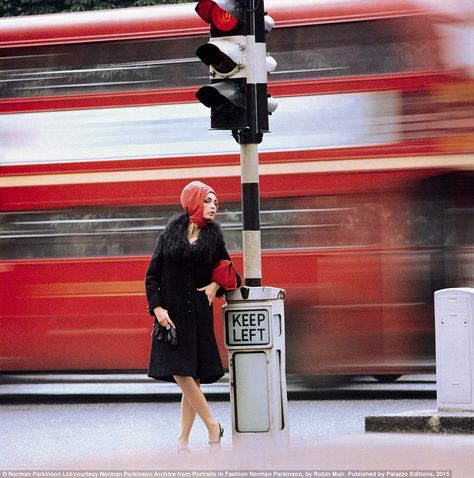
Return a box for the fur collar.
[162,213,224,265]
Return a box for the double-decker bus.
[1,0,472,379]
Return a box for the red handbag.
[211,259,238,290]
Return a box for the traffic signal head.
[195,0,245,36]
[195,0,248,131]
[195,0,277,139]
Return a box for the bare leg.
[174,375,221,443]
[177,382,198,450]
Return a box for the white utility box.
[434,287,474,412]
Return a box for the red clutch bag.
[211,259,238,290]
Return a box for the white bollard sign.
[225,308,271,346]
[434,287,474,412]
[223,286,289,447]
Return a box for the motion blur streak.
[0,0,472,380]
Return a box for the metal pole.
[240,142,262,287]
[235,0,263,287]
[223,0,289,449]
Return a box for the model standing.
[145,180,239,452]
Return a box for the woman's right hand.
[153,306,176,329]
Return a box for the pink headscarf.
[180,180,217,228]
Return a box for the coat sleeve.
[145,234,164,316]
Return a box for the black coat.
[145,213,233,383]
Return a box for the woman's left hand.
[197,281,220,306]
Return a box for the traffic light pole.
[239,142,262,287]
[195,0,289,448]
[233,0,265,287]
[226,5,289,441]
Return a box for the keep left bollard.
[223,286,289,448]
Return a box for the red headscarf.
[180,180,217,228]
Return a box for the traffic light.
[195,0,248,131]
[195,0,277,141]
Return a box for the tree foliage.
[0,0,190,17]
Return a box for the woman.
[145,180,239,452]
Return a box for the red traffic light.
[211,5,238,32]
[195,0,239,32]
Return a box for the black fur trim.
[162,213,225,266]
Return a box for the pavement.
[1,425,472,475]
[92,434,473,475]
[1,373,472,476]
[4,436,468,475]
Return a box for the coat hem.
[147,371,224,385]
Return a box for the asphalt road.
[0,373,437,403]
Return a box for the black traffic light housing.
[195,0,277,141]
[195,0,248,131]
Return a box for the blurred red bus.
[0,0,472,379]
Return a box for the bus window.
[269,18,441,81]
[0,36,208,98]
[0,193,448,260]
[0,17,441,99]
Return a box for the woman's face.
[203,192,218,222]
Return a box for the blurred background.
[0,0,473,383]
